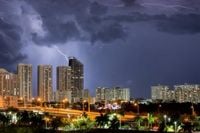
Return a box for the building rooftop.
[0,68,8,73]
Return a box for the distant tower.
[17,64,32,102]
[38,65,53,102]
[68,57,84,102]
[56,66,72,103]
[0,68,19,97]
[57,66,71,91]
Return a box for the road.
[17,107,144,121]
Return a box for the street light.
[134,102,140,116]
[189,94,195,115]
[44,117,50,129]
[88,95,91,112]
[31,98,35,107]
[158,104,162,114]
[83,100,86,112]
[163,115,167,127]
[19,97,24,107]
[191,104,195,115]
[19,97,23,101]
[174,121,177,133]
[168,117,171,122]
[37,98,41,107]
[62,98,68,108]
[119,115,122,129]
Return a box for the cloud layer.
[0,0,200,97]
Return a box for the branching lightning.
[141,3,194,11]
[54,45,68,61]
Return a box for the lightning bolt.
[141,3,194,11]
[54,46,68,61]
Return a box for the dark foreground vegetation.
[0,127,158,133]
[0,103,200,133]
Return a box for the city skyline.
[0,61,131,98]
[3,61,200,100]
[1,0,200,98]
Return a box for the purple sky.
[1,0,200,98]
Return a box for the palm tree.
[0,113,10,126]
[17,111,30,126]
[72,116,94,131]
[51,117,62,130]
[29,112,44,127]
[147,113,155,129]
[95,113,109,128]
[109,114,120,130]
[133,116,143,130]
[82,112,88,118]
[182,121,193,133]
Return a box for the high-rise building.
[82,89,90,100]
[96,87,109,102]
[151,84,200,103]
[17,64,32,102]
[69,57,84,102]
[111,87,130,101]
[96,87,130,102]
[174,84,200,103]
[57,66,71,91]
[56,66,72,102]
[38,65,53,102]
[151,85,170,101]
[0,68,19,97]
[55,90,72,103]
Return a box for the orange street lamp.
[134,103,140,116]
[20,97,23,101]
[37,98,42,107]
[83,100,86,112]
[62,98,68,108]
[19,97,24,107]
[37,98,41,101]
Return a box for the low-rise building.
[0,96,18,108]
[55,90,72,103]
[151,84,200,103]
[96,87,130,103]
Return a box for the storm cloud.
[156,14,200,34]
[0,17,26,71]
[28,0,200,46]
[1,0,200,97]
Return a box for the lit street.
[17,107,139,121]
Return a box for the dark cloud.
[20,1,200,98]
[28,0,127,45]
[27,0,90,45]
[91,23,126,43]
[89,2,108,16]
[25,0,200,48]
[156,14,200,34]
[33,21,80,44]
[121,0,137,6]
[28,0,89,16]
[0,18,26,71]
[104,12,200,34]
[103,13,150,22]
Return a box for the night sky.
[1,0,200,98]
